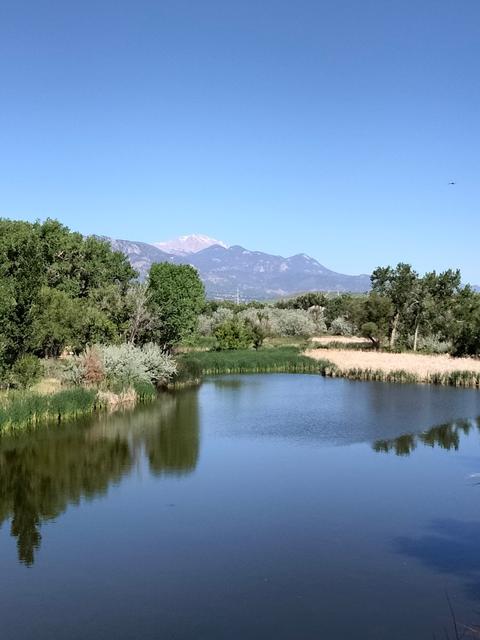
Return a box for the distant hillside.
[107,236,371,300]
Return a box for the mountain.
[182,244,371,299]
[152,234,228,255]
[107,235,370,300]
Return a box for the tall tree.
[371,263,418,348]
[147,263,205,349]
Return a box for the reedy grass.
[0,388,98,433]
[323,366,480,387]
[177,346,480,389]
[0,381,159,434]
[176,347,334,377]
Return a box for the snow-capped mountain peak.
[152,234,228,255]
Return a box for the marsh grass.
[178,346,480,389]
[0,388,98,433]
[0,380,159,433]
[177,347,334,376]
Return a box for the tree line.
[1,218,479,386]
[0,218,205,383]
[201,265,480,356]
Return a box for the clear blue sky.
[1,1,479,281]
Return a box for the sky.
[0,0,479,281]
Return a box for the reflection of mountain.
[373,417,479,457]
[0,390,199,566]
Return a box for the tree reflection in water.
[373,417,480,456]
[0,389,199,566]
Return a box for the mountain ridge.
[108,235,370,300]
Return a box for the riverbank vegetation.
[197,265,480,357]
[1,217,480,432]
[177,346,333,376]
[0,218,205,430]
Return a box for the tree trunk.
[413,321,420,352]
[390,312,399,349]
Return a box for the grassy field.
[306,347,480,387]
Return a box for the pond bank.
[176,346,480,389]
[0,383,157,434]
[306,347,480,387]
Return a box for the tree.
[147,263,205,349]
[371,263,418,348]
[359,293,393,348]
[124,283,154,344]
[0,217,137,370]
[450,286,480,356]
[214,319,254,350]
[407,269,461,351]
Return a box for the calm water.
[2,375,480,639]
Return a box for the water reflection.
[373,417,480,456]
[0,390,199,566]
[395,519,480,599]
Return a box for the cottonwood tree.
[407,269,461,351]
[147,263,205,349]
[371,263,418,348]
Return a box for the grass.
[176,347,334,377]
[306,348,480,387]
[177,345,480,389]
[0,388,99,433]
[0,378,159,434]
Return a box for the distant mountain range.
[108,234,371,300]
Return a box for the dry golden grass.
[311,335,370,346]
[31,377,63,395]
[305,348,480,381]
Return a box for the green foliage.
[0,388,98,433]
[0,218,136,367]
[451,286,480,356]
[214,319,254,350]
[98,343,177,387]
[330,316,354,336]
[360,322,382,348]
[275,292,327,310]
[9,355,43,389]
[147,263,205,349]
[178,347,334,376]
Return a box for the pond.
[1,374,480,639]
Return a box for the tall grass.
[323,366,480,387]
[0,381,161,434]
[177,347,480,389]
[176,347,335,377]
[0,388,98,433]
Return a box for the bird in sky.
[448,181,456,185]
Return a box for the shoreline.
[305,347,480,387]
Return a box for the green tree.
[450,286,480,356]
[147,263,205,349]
[0,218,137,370]
[359,293,393,348]
[214,319,254,350]
[407,269,461,351]
[371,263,418,348]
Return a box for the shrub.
[407,334,452,354]
[140,343,177,385]
[330,316,354,336]
[214,319,254,350]
[9,355,43,389]
[61,357,85,386]
[80,346,105,385]
[99,343,176,387]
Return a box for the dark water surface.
[2,375,480,639]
